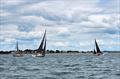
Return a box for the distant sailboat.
[93,39,103,56]
[13,42,23,57]
[32,30,46,57]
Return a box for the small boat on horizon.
[32,30,46,57]
[93,39,103,56]
[13,42,24,57]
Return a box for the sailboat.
[32,30,46,57]
[93,39,103,56]
[13,42,23,57]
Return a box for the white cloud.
[0,0,24,6]
[19,0,102,22]
[0,10,11,16]
[21,15,54,24]
[54,41,68,47]
[0,0,119,51]
[0,24,18,31]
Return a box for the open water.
[0,53,120,79]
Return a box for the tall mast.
[16,42,19,52]
[93,39,96,54]
[42,36,46,56]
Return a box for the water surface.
[0,53,120,79]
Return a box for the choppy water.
[0,53,120,79]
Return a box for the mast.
[93,40,96,54]
[93,48,96,54]
[16,42,19,52]
[42,36,46,56]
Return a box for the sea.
[0,53,120,79]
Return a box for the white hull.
[13,54,23,57]
[32,54,44,57]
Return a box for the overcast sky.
[0,0,120,51]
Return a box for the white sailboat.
[13,42,23,57]
[32,30,46,57]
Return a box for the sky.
[0,0,120,51]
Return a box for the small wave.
[13,75,27,78]
[51,71,72,76]
[89,73,98,77]
[42,77,57,79]
[115,73,120,76]
[0,67,5,72]
[17,66,39,71]
[0,63,4,65]
[71,67,81,71]
[86,64,93,67]
[91,66,109,68]
[4,75,30,79]
[88,77,96,79]
[76,76,85,79]
[88,69,111,72]
[63,64,79,67]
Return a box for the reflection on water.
[0,53,120,79]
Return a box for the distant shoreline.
[0,51,120,55]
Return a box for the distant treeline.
[0,49,80,54]
[0,50,120,54]
[0,51,12,54]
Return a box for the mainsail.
[95,40,101,53]
[93,48,96,54]
[93,39,102,55]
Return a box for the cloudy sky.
[0,0,120,51]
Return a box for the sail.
[95,40,101,53]
[93,48,96,54]
[42,36,46,56]
[37,30,46,52]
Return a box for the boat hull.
[94,52,103,56]
[13,54,23,57]
[32,53,44,57]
